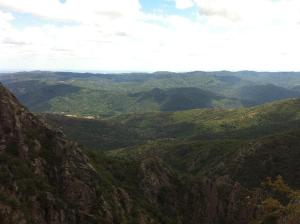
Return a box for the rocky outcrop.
[181,175,260,224]
[0,83,135,223]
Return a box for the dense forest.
[1,72,300,223]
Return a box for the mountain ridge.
[2,82,300,223]
[2,71,300,117]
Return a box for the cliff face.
[0,83,136,223]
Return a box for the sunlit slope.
[44,98,300,150]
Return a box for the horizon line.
[1,69,300,74]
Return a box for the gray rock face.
[0,83,131,223]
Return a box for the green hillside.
[2,71,300,117]
[2,78,300,223]
[236,84,300,105]
[43,98,300,151]
[5,80,245,116]
[130,87,245,111]
[4,80,80,111]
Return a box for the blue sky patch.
[11,12,77,30]
[140,0,198,20]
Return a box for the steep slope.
[0,83,136,223]
[109,130,300,224]
[114,130,300,189]
[0,83,98,223]
[0,83,181,223]
[228,130,300,188]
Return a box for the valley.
[3,0,300,223]
[1,71,300,223]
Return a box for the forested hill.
[2,81,300,223]
[1,71,300,116]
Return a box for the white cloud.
[0,0,141,23]
[1,0,300,71]
[0,10,13,32]
[193,0,300,24]
[175,0,195,9]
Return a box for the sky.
[1,0,300,72]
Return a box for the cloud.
[0,10,13,21]
[2,38,28,46]
[1,1,300,71]
[194,0,243,21]
[0,0,141,23]
[193,0,300,24]
[0,10,14,30]
[174,0,195,9]
[196,2,240,21]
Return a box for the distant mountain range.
[1,71,300,116]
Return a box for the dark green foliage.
[237,84,300,105]
[5,80,80,111]
[42,113,142,150]
[229,131,300,188]
[130,87,242,111]
[0,192,20,208]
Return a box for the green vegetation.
[4,80,80,111]
[253,176,300,224]
[43,98,300,151]
[2,71,300,116]
[236,84,300,105]
[2,72,300,223]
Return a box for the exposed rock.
[0,83,134,223]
